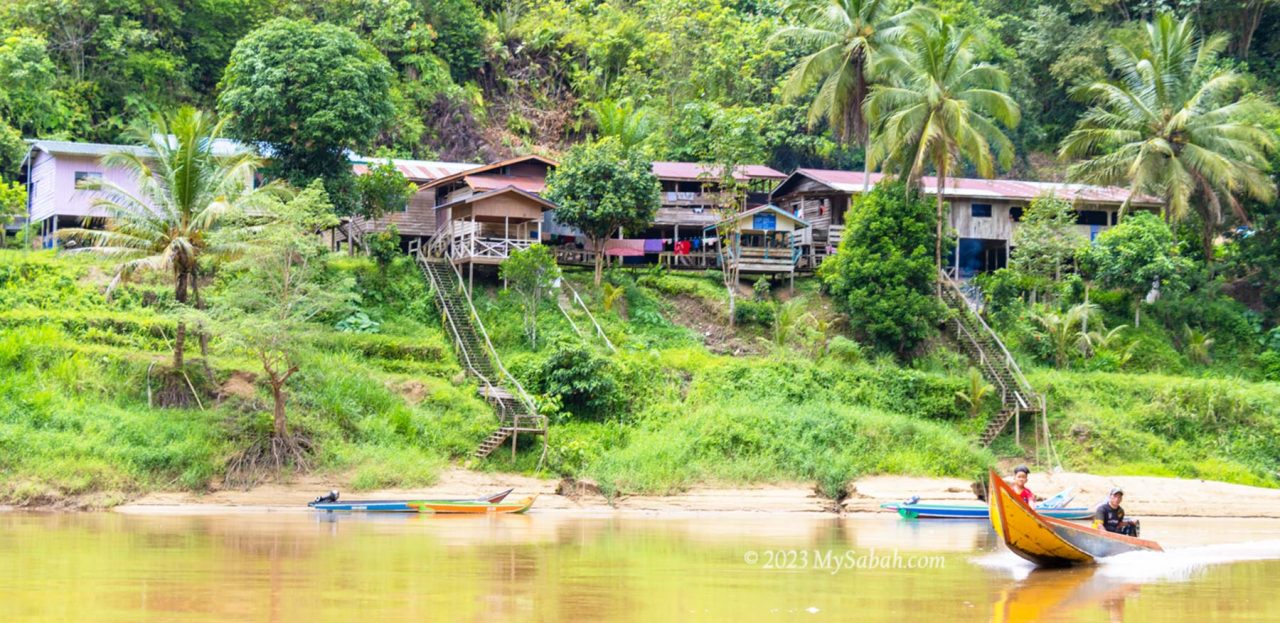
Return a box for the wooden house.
[704,204,809,287]
[770,169,1163,277]
[18,139,247,248]
[421,155,558,288]
[349,157,481,245]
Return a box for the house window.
[1111,211,1118,226]
[971,203,993,218]
[1010,207,1024,222]
[74,171,102,188]
[1076,210,1109,226]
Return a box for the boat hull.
[407,496,536,514]
[310,489,514,512]
[881,502,1092,520]
[988,469,1161,567]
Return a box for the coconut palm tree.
[61,106,275,371]
[864,10,1020,279]
[1059,14,1278,261]
[774,0,905,186]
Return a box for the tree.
[544,138,660,286]
[955,367,993,418]
[587,98,657,150]
[352,158,414,254]
[215,181,353,466]
[1078,212,1193,327]
[865,9,1020,278]
[1059,14,1278,262]
[1009,194,1087,300]
[0,179,25,247]
[499,243,561,349]
[218,18,394,215]
[355,159,415,220]
[774,0,904,183]
[819,180,943,357]
[0,28,63,137]
[61,107,274,374]
[1032,302,1096,368]
[422,0,486,83]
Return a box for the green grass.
[1,250,1277,507]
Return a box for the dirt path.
[109,468,1280,518]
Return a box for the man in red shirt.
[1011,465,1034,505]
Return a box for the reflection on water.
[1,512,1278,622]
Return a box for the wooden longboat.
[407,495,536,515]
[309,489,513,512]
[988,469,1162,567]
[880,501,1093,520]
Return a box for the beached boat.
[880,501,1093,520]
[407,495,536,514]
[988,469,1162,566]
[309,489,513,512]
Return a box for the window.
[971,203,993,218]
[1010,206,1024,222]
[1076,210,1109,226]
[74,171,102,188]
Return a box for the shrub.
[820,181,943,357]
[536,346,622,421]
[733,299,775,327]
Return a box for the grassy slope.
[0,251,1276,506]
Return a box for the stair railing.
[939,270,1041,414]
[440,255,541,428]
[415,253,503,405]
[563,280,617,353]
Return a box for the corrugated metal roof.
[351,157,481,182]
[785,169,1161,207]
[27,137,251,160]
[465,174,546,193]
[653,161,787,182]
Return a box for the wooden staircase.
[416,252,546,461]
[939,271,1045,447]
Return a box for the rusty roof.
[778,169,1162,207]
[351,157,481,182]
[652,161,787,182]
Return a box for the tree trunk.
[190,271,215,381]
[935,172,945,296]
[272,382,288,439]
[592,235,605,286]
[174,271,188,370]
[1134,296,1141,328]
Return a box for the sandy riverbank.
[102,468,1280,517]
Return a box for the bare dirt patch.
[219,371,259,402]
[667,294,766,356]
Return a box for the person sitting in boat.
[1095,488,1140,537]
[1010,465,1034,505]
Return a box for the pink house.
[19,139,247,248]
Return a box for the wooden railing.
[449,233,533,261]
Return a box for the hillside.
[3,249,1277,508]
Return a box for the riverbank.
[99,468,1280,518]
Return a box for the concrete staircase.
[416,253,545,460]
[939,271,1045,446]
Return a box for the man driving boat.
[1095,487,1141,537]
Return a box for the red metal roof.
[652,161,787,182]
[782,169,1161,207]
[464,174,547,193]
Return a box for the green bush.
[536,346,622,421]
[733,299,775,327]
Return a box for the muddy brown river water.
[2,512,1278,621]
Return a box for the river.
[2,512,1278,621]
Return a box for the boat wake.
[974,539,1280,582]
[1096,539,1280,582]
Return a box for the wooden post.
[1015,411,1021,447]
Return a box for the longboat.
[988,469,1162,567]
[308,488,513,512]
[881,501,1093,520]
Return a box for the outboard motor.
[309,490,340,506]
